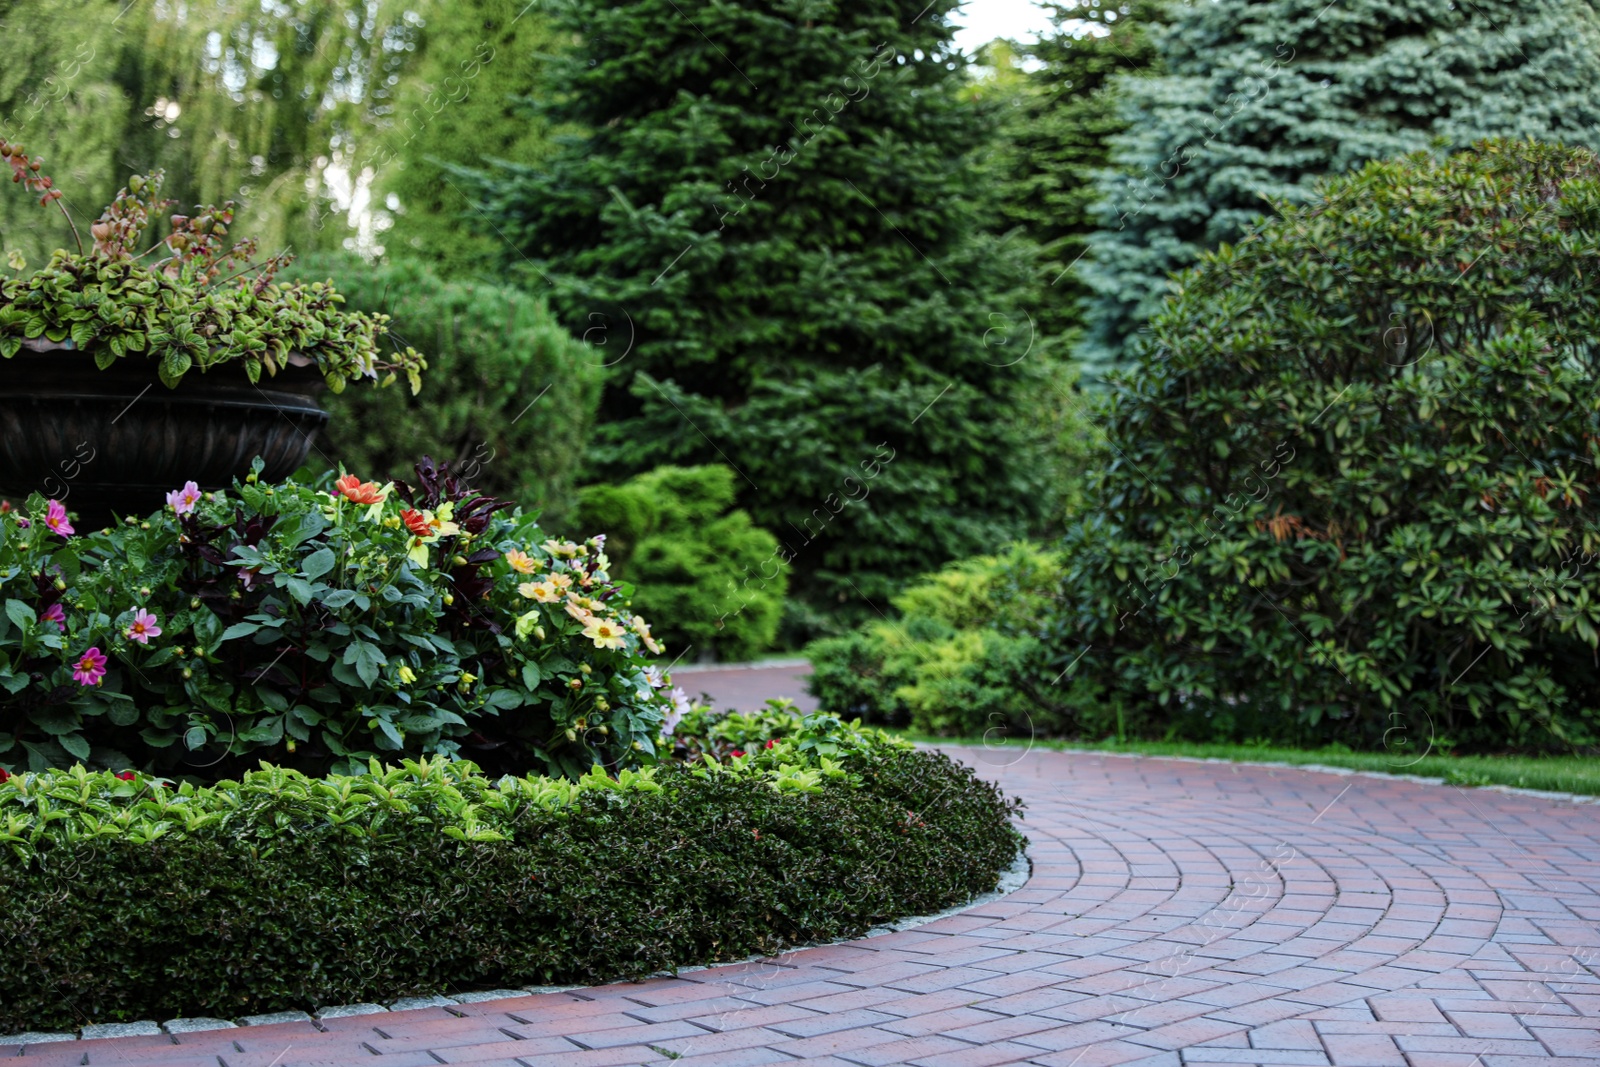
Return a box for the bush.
[282,253,602,524]
[806,545,1066,737]
[570,466,786,662]
[1047,140,1600,751]
[0,717,1023,1032]
[0,459,672,781]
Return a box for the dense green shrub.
[283,253,602,523]
[467,0,1051,622]
[0,459,670,780]
[0,718,1023,1032]
[1047,140,1600,751]
[807,545,1066,737]
[570,466,786,662]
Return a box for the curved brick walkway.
[8,745,1600,1067]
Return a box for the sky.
[950,0,1056,52]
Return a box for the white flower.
[643,666,666,689]
[662,685,692,737]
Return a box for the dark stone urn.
[0,339,330,529]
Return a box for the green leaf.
[107,704,140,727]
[344,640,384,688]
[4,600,36,630]
[159,349,193,388]
[302,547,337,581]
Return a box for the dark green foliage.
[0,748,1022,1032]
[1076,0,1600,377]
[284,253,602,522]
[467,0,1048,624]
[614,375,1033,617]
[1046,141,1600,751]
[571,466,785,662]
[807,545,1067,737]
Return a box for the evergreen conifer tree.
[1076,0,1600,377]
[470,0,1046,627]
[986,1,1166,348]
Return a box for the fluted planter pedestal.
[0,340,329,528]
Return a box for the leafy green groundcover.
[0,721,1023,1033]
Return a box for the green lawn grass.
[890,731,1600,797]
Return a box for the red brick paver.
[8,736,1599,1066]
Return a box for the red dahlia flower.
[401,508,433,538]
[333,474,384,506]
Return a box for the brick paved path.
[8,745,1600,1066]
[670,660,820,714]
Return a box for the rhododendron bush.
[0,458,678,779]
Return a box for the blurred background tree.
[371,0,566,276]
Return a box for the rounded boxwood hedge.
[0,720,1023,1033]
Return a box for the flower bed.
[0,710,1024,1033]
[0,460,674,781]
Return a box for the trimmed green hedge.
[0,737,1022,1032]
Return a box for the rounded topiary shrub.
[807,544,1067,737]
[282,253,603,526]
[570,465,786,662]
[1048,139,1600,751]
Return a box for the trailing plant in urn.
[0,143,424,391]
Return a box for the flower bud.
[567,677,583,691]
[182,668,193,679]
[190,598,201,609]
[579,663,592,675]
